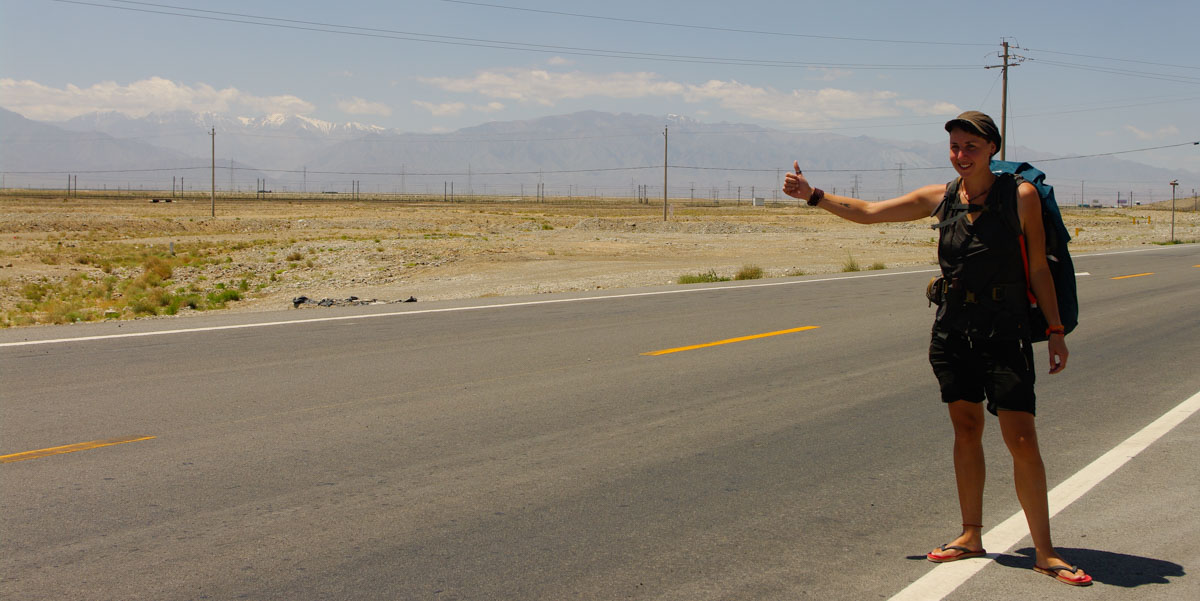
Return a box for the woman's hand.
[783,161,813,200]
[1047,334,1068,374]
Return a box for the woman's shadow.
[995,547,1184,587]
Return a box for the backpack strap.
[929,178,984,230]
[991,173,1025,236]
[991,173,1041,308]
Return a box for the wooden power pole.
[210,127,216,217]
[663,126,669,221]
[986,40,1023,160]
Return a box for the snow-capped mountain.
[59,110,387,168]
[4,108,1193,201]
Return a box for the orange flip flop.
[1033,564,1093,586]
[926,544,987,563]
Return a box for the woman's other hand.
[1047,335,1068,374]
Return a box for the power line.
[50,0,979,70]
[441,0,995,48]
[14,139,1193,177]
[1028,59,1200,85]
[1034,141,1199,163]
[1023,47,1200,72]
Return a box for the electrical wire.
[7,141,1193,176]
[1027,59,1200,85]
[1023,47,1200,71]
[50,0,979,70]
[440,0,995,47]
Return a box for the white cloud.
[809,68,854,82]
[420,69,684,106]
[338,96,392,116]
[0,77,315,121]
[474,102,505,113]
[412,100,467,116]
[1124,124,1179,140]
[547,56,573,66]
[680,80,958,127]
[417,68,957,127]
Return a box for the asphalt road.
[2,244,1197,601]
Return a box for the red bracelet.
[1046,325,1066,336]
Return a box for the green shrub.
[678,269,730,284]
[734,265,764,280]
[143,256,173,280]
[842,254,861,272]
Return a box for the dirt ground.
[1,192,1196,326]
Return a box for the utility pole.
[663,126,669,221]
[897,164,905,196]
[985,39,1024,161]
[210,127,216,217]
[1170,180,1179,242]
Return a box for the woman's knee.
[948,401,985,440]
[998,411,1042,458]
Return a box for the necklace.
[960,178,995,204]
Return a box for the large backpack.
[989,160,1079,342]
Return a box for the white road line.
[1075,246,1183,258]
[0,269,936,348]
[888,388,1200,601]
[1,243,1185,348]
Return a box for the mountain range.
[1,108,1192,204]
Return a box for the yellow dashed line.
[1,436,156,464]
[643,326,819,356]
[1111,272,1155,280]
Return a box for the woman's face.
[948,129,996,178]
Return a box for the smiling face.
[948,128,997,179]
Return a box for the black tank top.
[933,173,1031,340]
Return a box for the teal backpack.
[990,160,1079,342]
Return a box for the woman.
[782,111,1090,587]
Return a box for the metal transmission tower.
[985,39,1025,161]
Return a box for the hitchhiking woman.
[782,111,1090,586]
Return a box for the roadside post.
[1169,180,1178,242]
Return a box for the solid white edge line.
[888,388,1200,601]
[1,242,1186,348]
[0,269,936,348]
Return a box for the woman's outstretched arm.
[783,161,943,224]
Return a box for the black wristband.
[807,188,825,207]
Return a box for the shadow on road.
[997,546,1185,588]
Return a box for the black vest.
[933,173,1031,340]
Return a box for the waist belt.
[940,277,1024,305]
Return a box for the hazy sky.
[2,0,1198,172]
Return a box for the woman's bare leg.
[931,400,986,556]
[997,410,1087,577]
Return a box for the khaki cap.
[944,111,1001,153]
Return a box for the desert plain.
[1,191,1196,328]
